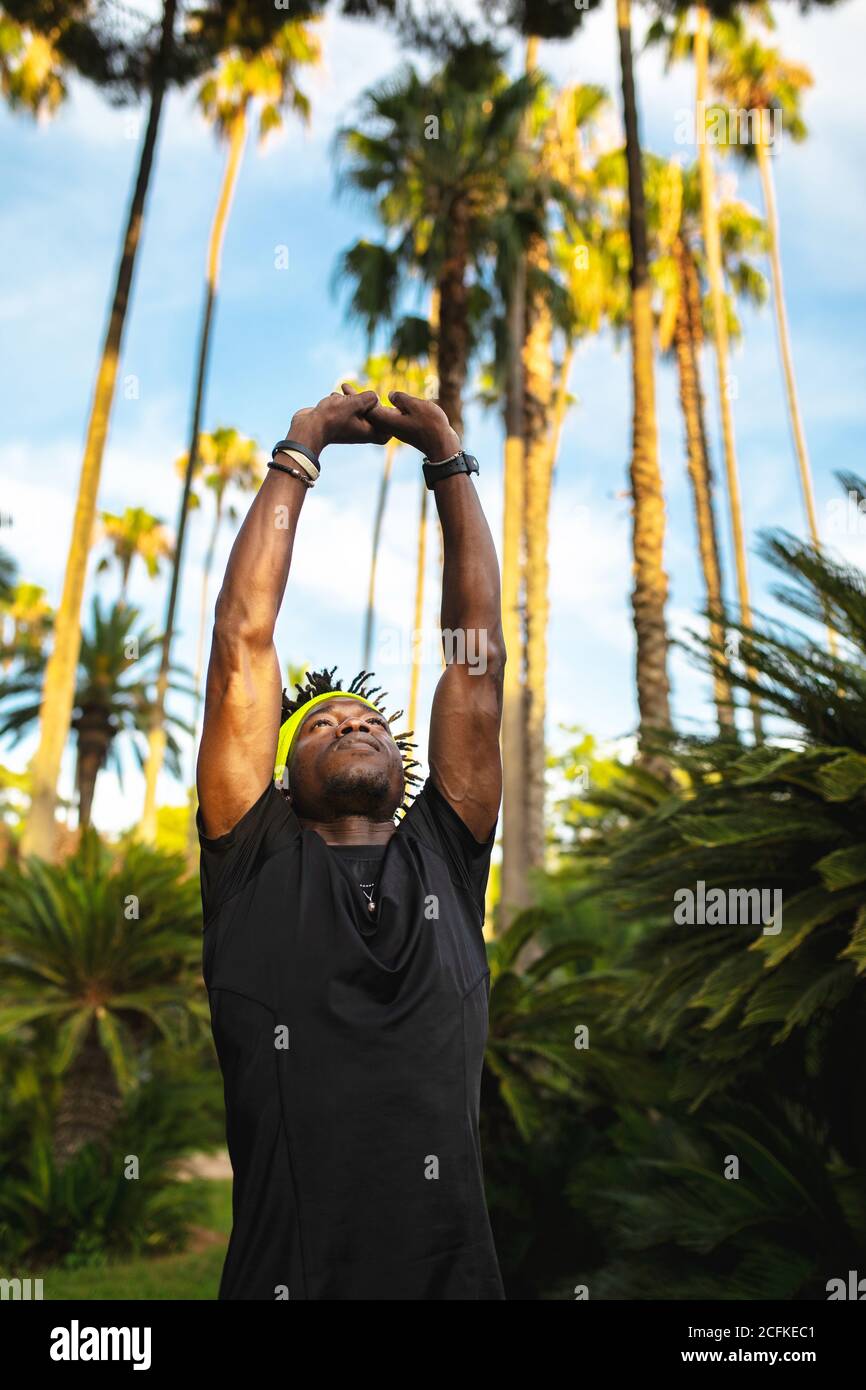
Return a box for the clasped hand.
[288,384,459,462]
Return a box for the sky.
[1,0,865,835]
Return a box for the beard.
[320,761,394,819]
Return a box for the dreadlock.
[279,666,422,817]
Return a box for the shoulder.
[401,777,496,850]
[198,781,299,925]
[398,777,498,926]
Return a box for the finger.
[366,404,396,432]
[341,382,356,395]
[351,389,379,413]
[387,390,414,414]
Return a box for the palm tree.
[520,79,610,873]
[96,506,172,604]
[336,41,536,435]
[0,12,66,118]
[647,157,768,730]
[473,81,615,897]
[0,832,206,1164]
[0,597,193,832]
[1,581,53,668]
[22,0,179,859]
[499,35,542,927]
[661,168,733,731]
[694,5,763,740]
[473,44,582,924]
[140,18,319,844]
[337,47,538,814]
[615,0,673,758]
[710,20,835,652]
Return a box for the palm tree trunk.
[500,248,529,930]
[436,196,469,436]
[676,236,734,730]
[695,6,762,741]
[617,0,672,759]
[407,475,428,737]
[522,231,554,871]
[499,35,540,929]
[363,438,398,669]
[140,109,247,843]
[755,136,836,656]
[52,1023,123,1167]
[23,0,177,860]
[75,711,113,832]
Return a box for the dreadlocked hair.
[279,666,422,817]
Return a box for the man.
[197,385,506,1300]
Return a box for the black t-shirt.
[326,843,387,935]
[197,776,504,1300]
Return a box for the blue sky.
[2,0,865,834]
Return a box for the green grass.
[43,1180,232,1302]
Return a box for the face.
[285,697,405,822]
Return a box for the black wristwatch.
[422,450,480,490]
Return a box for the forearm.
[433,473,505,661]
[214,415,325,643]
[214,468,307,643]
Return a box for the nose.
[338,716,372,736]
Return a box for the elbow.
[484,634,506,676]
[213,590,272,651]
[487,618,506,672]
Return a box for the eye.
[312,717,333,729]
[369,717,387,729]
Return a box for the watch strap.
[272,437,321,477]
[422,450,479,490]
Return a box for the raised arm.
[368,394,505,842]
[196,387,384,839]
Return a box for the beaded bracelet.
[267,458,314,488]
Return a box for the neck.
[302,815,397,847]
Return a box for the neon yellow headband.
[274,691,380,784]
